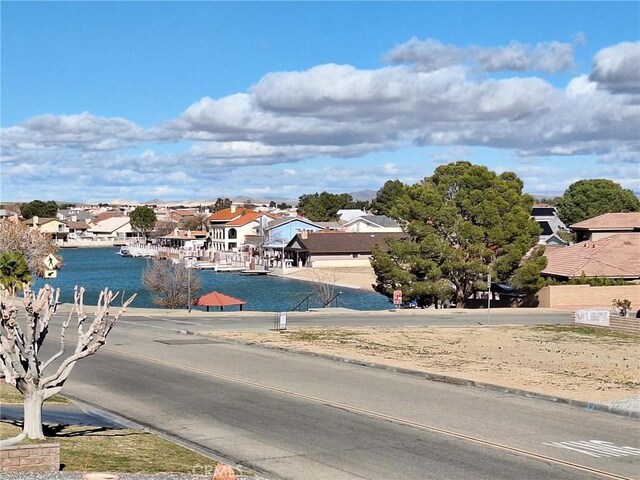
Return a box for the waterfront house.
[24,216,69,244]
[341,215,402,233]
[285,231,406,267]
[86,215,133,244]
[208,207,275,252]
[262,216,325,266]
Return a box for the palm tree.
[0,251,32,295]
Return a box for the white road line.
[544,440,640,458]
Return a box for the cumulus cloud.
[2,38,639,202]
[384,38,575,73]
[589,41,640,94]
[1,112,146,155]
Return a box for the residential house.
[341,215,402,233]
[57,208,93,223]
[262,217,325,264]
[570,212,640,242]
[24,217,69,244]
[63,220,92,242]
[207,207,273,252]
[542,232,640,281]
[336,209,367,222]
[286,231,406,267]
[531,204,569,246]
[86,216,133,244]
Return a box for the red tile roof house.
[542,213,640,281]
[286,231,407,268]
[206,207,275,252]
[570,212,640,242]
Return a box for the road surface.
[53,313,639,480]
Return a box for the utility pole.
[487,273,491,325]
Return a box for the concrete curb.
[63,396,274,480]
[204,332,640,420]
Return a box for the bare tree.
[142,259,201,309]
[309,270,339,307]
[0,219,58,277]
[0,284,136,446]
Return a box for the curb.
[203,332,640,420]
[62,396,276,480]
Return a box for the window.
[228,228,237,239]
[352,253,359,258]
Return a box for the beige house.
[24,217,69,244]
[86,216,133,243]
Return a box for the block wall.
[0,443,60,473]
[538,285,640,310]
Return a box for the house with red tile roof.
[542,232,640,280]
[208,207,276,252]
[570,212,640,242]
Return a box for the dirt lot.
[213,325,640,405]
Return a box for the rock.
[213,463,237,480]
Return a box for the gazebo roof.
[195,291,246,307]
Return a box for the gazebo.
[195,291,246,311]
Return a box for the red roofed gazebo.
[195,291,246,311]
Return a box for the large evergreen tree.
[19,200,58,219]
[371,162,541,307]
[0,251,31,296]
[297,192,353,221]
[556,179,640,226]
[370,180,406,216]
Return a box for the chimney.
[230,205,237,213]
[32,216,39,227]
[301,230,308,239]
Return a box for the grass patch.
[287,328,359,342]
[533,325,638,342]
[0,421,217,473]
[0,383,70,404]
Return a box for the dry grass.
[0,421,216,473]
[0,382,70,404]
[216,325,640,403]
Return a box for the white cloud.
[385,38,575,73]
[589,41,640,94]
[2,39,639,202]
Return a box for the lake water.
[38,247,392,312]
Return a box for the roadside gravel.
[2,474,271,480]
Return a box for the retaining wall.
[0,443,59,473]
[538,285,640,310]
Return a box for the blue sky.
[1,1,639,203]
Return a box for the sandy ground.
[214,325,640,405]
[281,266,377,291]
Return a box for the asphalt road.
[120,307,574,333]
[54,313,639,480]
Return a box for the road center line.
[106,347,633,480]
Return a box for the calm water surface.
[39,247,391,312]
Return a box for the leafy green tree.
[19,200,58,219]
[370,180,407,217]
[371,162,541,307]
[510,246,548,294]
[129,206,157,239]
[0,251,32,295]
[556,179,640,226]
[297,192,353,221]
